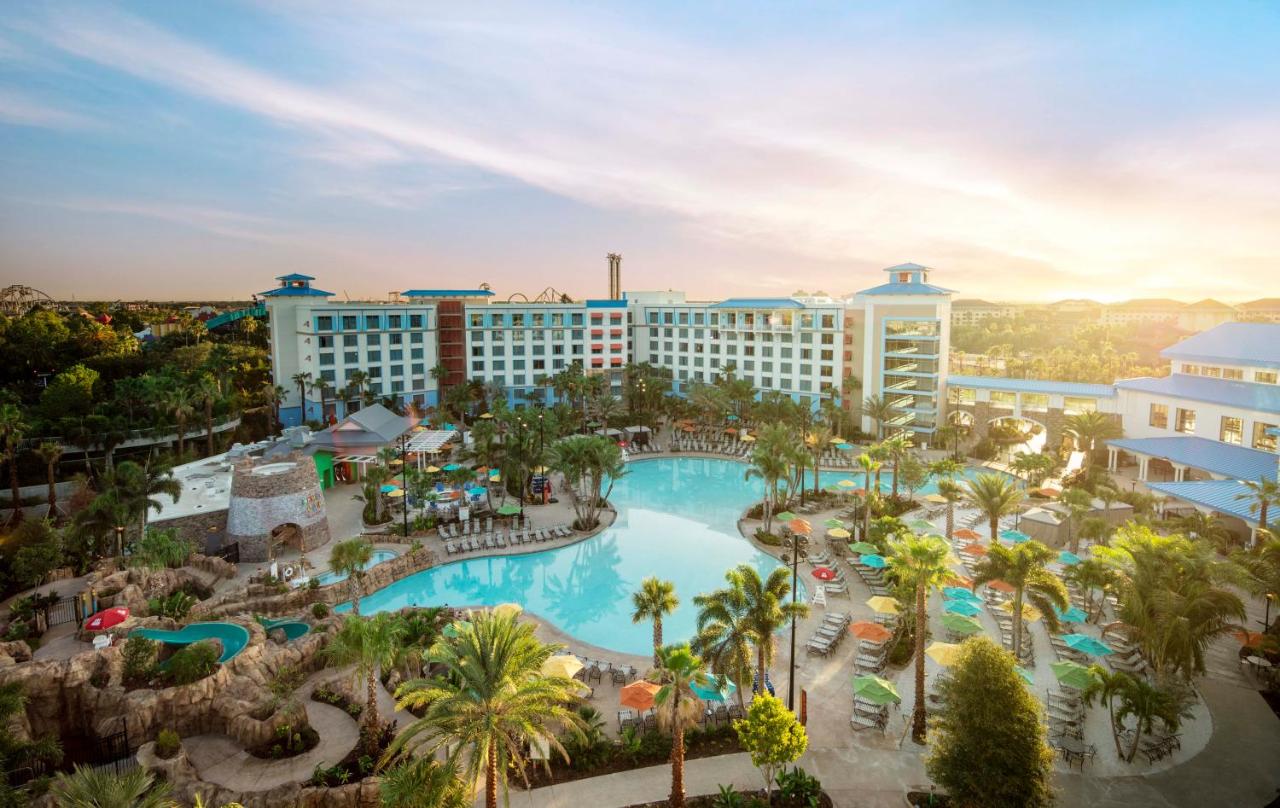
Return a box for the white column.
[1107,447,1118,472]
[1172,464,1187,482]
[1138,456,1150,481]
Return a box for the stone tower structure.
[226,452,331,562]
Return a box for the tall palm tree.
[692,575,756,708]
[1113,675,1192,763]
[0,404,26,526]
[290,371,312,422]
[391,611,586,808]
[964,472,1025,540]
[192,373,221,456]
[309,376,333,423]
[323,614,404,750]
[99,461,181,549]
[35,441,63,523]
[260,383,286,433]
[730,564,807,690]
[651,644,714,808]
[973,542,1067,660]
[936,478,964,540]
[745,447,789,532]
[50,765,172,808]
[1233,531,1280,634]
[806,422,833,495]
[1177,511,1233,551]
[886,534,951,743]
[329,538,375,614]
[1082,665,1134,758]
[163,387,196,459]
[1063,411,1122,467]
[1060,487,1095,553]
[1235,477,1280,536]
[856,453,882,540]
[882,433,912,500]
[861,393,894,440]
[632,577,678,666]
[1064,558,1115,622]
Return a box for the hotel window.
[410,348,423,359]
[342,315,358,330]
[1220,416,1244,444]
[990,391,1016,409]
[344,351,359,364]
[367,350,381,362]
[316,316,334,331]
[1201,366,1221,378]
[389,333,402,345]
[1064,396,1097,415]
[1222,369,1244,380]
[365,315,382,330]
[389,349,403,361]
[412,363,424,376]
[532,313,545,327]
[1149,403,1168,429]
[471,361,484,372]
[469,313,483,327]
[410,332,423,344]
[1257,371,1278,384]
[319,353,334,366]
[320,370,336,382]
[1181,364,1199,375]
[512,314,525,327]
[1022,393,1049,412]
[948,387,976,405]
[409,314,424,328]
[390,365,404,378]
[571,313,584,326]
[1253,422,1278,451]
[318,335,334,349]
[1175,407,1196,434]
[388,314,402,329]
[365,333,380,345]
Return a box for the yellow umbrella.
[866,596,899,615]
[425,465,442,473]
[479,412,494,419]
[533,466,549,473]
[923,493,948,504]
[541,654,584,679]
[837,479,857,489]
[493,603,523,619]
[740,434,756,442]
[926,641,964,666]
[999,601,1042,622]
[386,488,405,498]
[828,527,851,539]
[388,458,403,466]
[829,436,844,445]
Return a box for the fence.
[43,595,82,628]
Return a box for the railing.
[24,414,242,453]
[44,595,82,628]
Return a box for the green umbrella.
[496,503,521,516]
[848,541,879,555]
[940,614,983,636]
[851,674,901,705]
[1051,660,1096,690]
[824,517,847,529]
[908,518,935,532]
[442,620,473,639]
[775,511,798,523]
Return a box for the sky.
[1,2,1279,303]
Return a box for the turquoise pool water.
[312,549,398,587]
[347,457,999,655]
[132,622,250,664]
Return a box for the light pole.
[399,432,410,538]
[518,417,527,520]
[781,526,808,711]
[114,524,125,560]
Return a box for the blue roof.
[275,273,315,281]
[1162,322,1280,369]
[402,289,495,298]
[1145,479,1267,525]
[1115,374,1280,414]
[710,298,804,309]
[259,286,333,297]
[857,281,954,296]
[948,375,1116,398]
[884,262,930,272]
[1107,436,1278,481]
[585,299,628,308]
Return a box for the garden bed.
[248,722,320,759]
[309,723,395,786]
[522,724,743,788]
[624,787,834,808]
[312,685,364,720]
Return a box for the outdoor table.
[1246,655,1273,674]
[1053,736,1090,769]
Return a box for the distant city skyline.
[2,2,1279,302]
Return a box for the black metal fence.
[43,595,81,628]
[89,719,134,776]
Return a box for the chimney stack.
[607,253,622,300]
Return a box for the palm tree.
[745,447,789,532]
[964,472,1024,540]
[856,453,882,540]
[1233,531,1280,634]
[309,377,333,423]
[1177,511,1233,551]
[0,404,26,526]
[33,441,62,524]
[651,644,714,808]
[323,614,404,750]
[589,393,625,435]
[631,577,678,666]
[1235,477,1280,536]
[99,461,181,548]
[50,765,173,808]
[0,681,61,799]
[1063,411,1122,467]
[260,383,286,433]
[1064,558,1115,622]
[1113,676,1193,762]
[692,575,757,708]
[329,538,374,614]
[163,387,196,459]
[730,564,807,690]
[807,423,833,495]
[936,478,964,540]
[886,534,951,743]
[973,542,1068,661]
[882,433,912,500]
[1082,665,1134,758]
[862,393,894,440]
[1060,487,1095,553]
[378,758,468,808]
[193,373,221,456]
[290,371,312,422]
[391,611,586,808]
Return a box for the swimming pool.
[311,549,398,587]
[346,457,998,655]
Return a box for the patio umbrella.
[379,484,400,493]
[442,620,473,638]
[960,542,988,557]
[425,465,442,473]
[788,518,812,535]
[691,677,738,703]
[923,494,948,504]
[866,596,899,615]
[775,511,798,522]
[943,586,981,602]
[479,412,494,419]
[386,489,405,499]
[811,567,838,581]
[1061,633,1113,656]
[946,573,974,589]
[827,527,851,539]
[859,554,887,569]
[1051,660,1097,690]
[852,674,901,705]
[620,680,661,710]
[908,518,935,532]
[849,621,893,643]
[1034,487,1061,498]
[84,606,129,632]
[848,541,879,555]
[1054,606,1087,624]
[724,427,738,435]
[681,424,696,432]
[739,434,756,442]
[492,603,523,619]
[829,436,845,445]
[953,528,983,541]
[726,414,739,421]
[1233,630,1267,647]
[926,642,963,666]
[542,654,584,679]
[1014,666,1035,686]
[986,579,1015,594]
[1058,550,1082,566]
[941,614,983,636]
[466,486,487,497]
[1000,529,1031,544]
[943,599,982,617]
[836,443,853,451]
[824,517,847,528]
[999,601,1042,622]
[497,503,521,516]
[442,463,462,472]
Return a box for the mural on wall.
[302,490,324,518]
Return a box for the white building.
[951,299,1016,326]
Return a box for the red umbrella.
[960,542,988,556]
[953,529,983,541]
[811,567,838,581]
[849,621,893,643]
[84,606,129,632]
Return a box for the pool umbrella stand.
[620,680,661,711]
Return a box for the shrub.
[155,729,180,759]
[122,635,158,683]
[307,577,320,591]
[146,591,196,620]
[753,529,782,546]
[165,640,219,685]
[128,528,196,571]
[3,621,31,642]
[712,785,746,808]
[311,602,329,618]
[775,766,823,807]
[733,692,808,796]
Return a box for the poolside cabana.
[307,404,417,482]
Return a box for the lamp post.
[781,526,808,711]
[114,524,125,560]
[399,432,410,538]
[537,407,546,505]
[518,417,527,520]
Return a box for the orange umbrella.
[1233,630,1265,647]
[681,424,696,433]
[953,529,983,541]
[987,579,1016,594]
[960,542,987,556]
[788,518,812,535]
[849,621,893,643]
[946,573,973,589]
[620,680,661,710]
[1034,487,1062,498]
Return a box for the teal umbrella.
[1061,633,1113,657]
[1059,550,1082,566]
[1054,606,1087,624]
[726,414,739,421]
[859,554,887,569]
[943,587,981,603]
[1000,529,1031,543]
[941,614,983,635]
[442,463,462,472]
[944,599,982,617]
[824,517,847,529]
[466,486,486,497]
[851,674,901,705]
[1015,666,1035,686]
[691,677,737,702]
[848,541,878,554]
[836,442,853,451]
